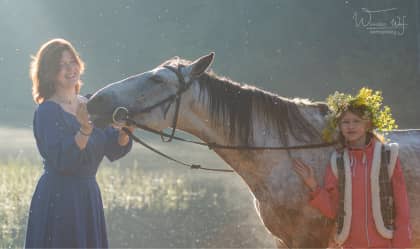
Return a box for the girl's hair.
[30,38,85,104]
[337,105,385,149]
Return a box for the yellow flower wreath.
[322,87,398,142]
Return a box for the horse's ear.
[187,52,214,79]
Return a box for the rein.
[121,127,234,172]
[123,117,336,150]
[113,64,336,172]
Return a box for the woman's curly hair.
[31,38,85,104]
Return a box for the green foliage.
[98,163,209,212]
[322,87,398,142]
[0,159,273,248]
[0,159,40,248]
[0,160,204,247]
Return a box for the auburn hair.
[30,38,85,104]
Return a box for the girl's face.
[339,111,372,146]
[55,50,80,90]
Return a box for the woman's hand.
[76,102,93,134]
[112,123,136,146]
[292,158,318,191]
[116,124,136,133]
[112,123,136,133]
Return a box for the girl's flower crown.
[322,87,398,142]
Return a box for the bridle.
[113,64,192,141]
[111,64,336,172]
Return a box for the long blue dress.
[25,100,132,248]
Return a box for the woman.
[293,88,411,248]
[25,38,133,248]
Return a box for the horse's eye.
[150,75,165,84]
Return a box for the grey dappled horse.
[87,53,420,248]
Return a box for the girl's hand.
[76,102,93,134]
[292,159,318,191]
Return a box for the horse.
[86,53,420,248]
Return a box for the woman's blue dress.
[25,101,132,248]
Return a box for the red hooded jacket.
[310,139,411,248]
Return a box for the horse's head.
[87,53,214,128]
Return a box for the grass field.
[0,127,276,248]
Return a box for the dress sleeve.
[391,158,412,248]
[103,127,133,162]
[34,103,90,174]
[309,164,339,219]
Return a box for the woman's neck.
[52,88,77,105]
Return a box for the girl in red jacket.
[294,88,411,248]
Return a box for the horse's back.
[389,129,420,147]
[388,129,420,247]
[388,129,420,177]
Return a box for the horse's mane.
[163,57,329,145]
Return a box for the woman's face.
[339,111,371,146]
[55,50,80,90]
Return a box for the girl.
[293,88,411,248]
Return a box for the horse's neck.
[178,82,326,148]
[176,82,327,175]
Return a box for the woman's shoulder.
[35,100,62,119]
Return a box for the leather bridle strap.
[155,65,190,142]
[124,118,336,150]
[114,64,193,143]
[122,127,234,172]
[121,119,334,173]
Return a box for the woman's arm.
[117,126,135,146]
[34,103,91,173]
[103,126,133,162]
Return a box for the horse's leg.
[253,198,294,247]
